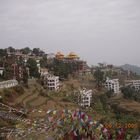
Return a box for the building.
[0,80,18,89]
[105,78,120,94]
[40,68,48,76]
[78,89,92,107]
[125,80,140,91]
[55,52,64,60]
[66,52,80,61]
[47,75,60,91]
[0,67,4,75]
[36,59,41,73]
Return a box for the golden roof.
[67,52,79,59]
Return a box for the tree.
[0,49,7,58]
[53,59,74,78]
[40,56,47,68]
[7,46,15,53]
[121,86,137,100]
[27,58,40,78]
[33,48,40,56]
[94,68,104,88]
[23,67,28,84]
[20,47,31,54]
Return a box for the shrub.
[13,86,24,95]
[3,89,11,98]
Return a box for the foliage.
[20,47,31,54]
[61,97,71,102]
[27,58,40,78]
[40,56,47,68]
[3,89,11,98]
[32,48,45,56]
[13,86,24,95]
[0,49,7,58]
[22,67,28,84]
[33,48,40,56]
[52,59,78,78]
[94,68,104,88]
[99,94,109,112]
[7,46,15,53]
[106,90,113,98]
[121,86,140,102]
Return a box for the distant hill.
[121,64,140,75]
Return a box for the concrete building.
[125,80,140,91]
[78,89,92,107]
[47,75,59,91]
[40,68,48,76]
[0,67,4,75]
[105,78,120,94]
[0,80,18,89]
[36,59,41,73]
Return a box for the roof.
[66,52,79,59]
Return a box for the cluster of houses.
[105,78,140,94]
[125,80,140,91]
[1,48,140,108]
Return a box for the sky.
[0,0,140,66]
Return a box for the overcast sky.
[0,0,140,66]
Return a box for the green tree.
[23,67,28,84]
[40,56,47,68]
[121,86,135,99]
[7,46,15,53]
[33,48,40,56]
[94,68,104,88]
[20,47,31,54]
[27,58,40,78]
[0,49,7,58]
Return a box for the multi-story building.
[125,80,140,91]
[78,89,92,107]
[105,78,120,94]
[47,75,60,91]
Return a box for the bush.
[61,97,71,102]
[3,89,11,98]
[13,86,24,95]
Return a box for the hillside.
[121,64,140,75]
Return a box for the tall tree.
[27,58,40,78]
[40,56,47,68]
[94,68,104,88]
[0,49,7,58]
[23,67,29,84]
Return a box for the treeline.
[0,46,46,57]
[48,59,82,79]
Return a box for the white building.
[125,80,140,91]
[105,78,120,94]
[78,89,92,107]
[0,80,18,89]
[36,59,41,73]
[47,75,59,91]
[0,67,4,75]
